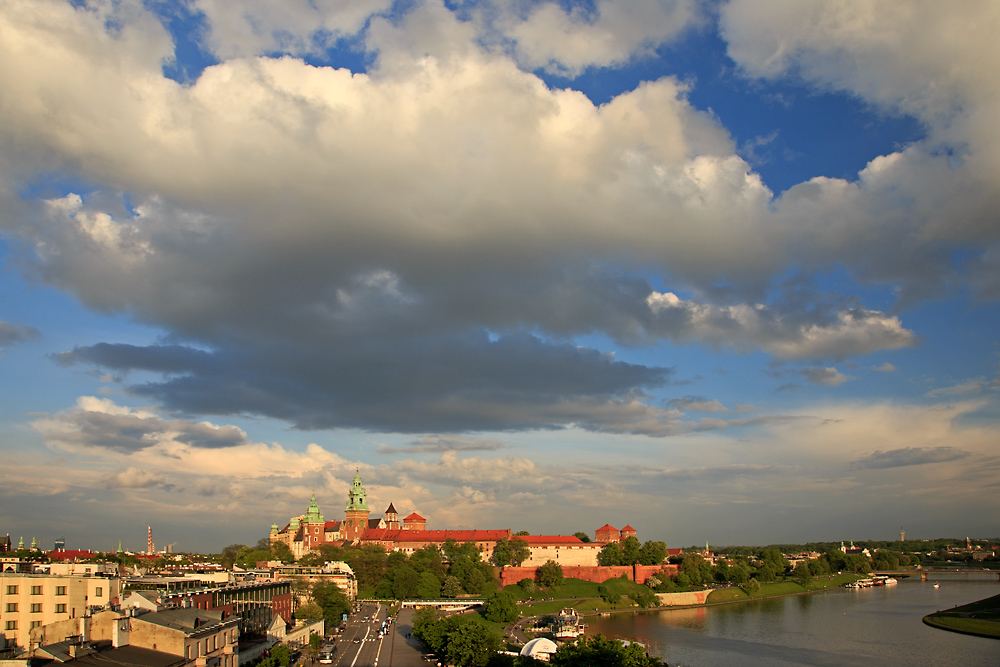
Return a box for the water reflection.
[586,576,999,667]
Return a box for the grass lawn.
[706,588,750,603]
[802,573,862,590]
[759,582,806,596]
[923,615,1000,639]
[923,593,1000,640]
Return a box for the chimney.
[112,617,130,648]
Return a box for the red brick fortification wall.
[633,564,678,584]
[500,564,678,587]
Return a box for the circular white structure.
[520,637,558,660]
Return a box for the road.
[321,603,430,667]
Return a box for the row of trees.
[297,538,496,598]
[413,608,665,667]
[598,537,668,567]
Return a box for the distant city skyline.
[1,0,998,552]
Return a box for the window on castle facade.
[55,604,67,613]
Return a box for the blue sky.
[1,0,998,553]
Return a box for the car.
[353,638,361,644]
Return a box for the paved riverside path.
[387,608,431,667]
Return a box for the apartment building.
[0,573,122,655]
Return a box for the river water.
[586,574,999,666]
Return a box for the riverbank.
[922,592,1000,640]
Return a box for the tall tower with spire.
[302,490,327,550]
[343,470,370,542]
[147,525,154,555]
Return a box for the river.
[586,574,999,666]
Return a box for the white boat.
[553,608,583,640]
[933,582,940,588]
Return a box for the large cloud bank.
[1,0,996,434]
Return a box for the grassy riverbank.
[705,573,862,603]
[922,593,1000,640]
[506,573,864,620]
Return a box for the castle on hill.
[269,471,644,567]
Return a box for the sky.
[1,0,999,554]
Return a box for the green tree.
[270,540,293,562]
[573,532,591,543]
[417,571,441,599]
[754,562,778,583]
[441,576,463,598]
[294,602,323,620]
[729,561,750,585]
[680,554,711,586]
[549,634,665,667]
[538,560,564,588]
[518,578,536,594]
[597,584,620,605]
[638,541,667,566]
[493,538,512,567]
[514,530,530,536]
[792,562,812,586]
[271,645,291,667]
[391,565,420,599]
[412,606,439,642]
[312,581,350,625]
[442,620,503,667]
[308,634,322,653]
[599,542,623,566]
[220,544,247,569]
[235,547,272,569]
[743,577,761,597]
[621,537,642,566]
[344,544,387,595]
[414,611,502,667]
[484,589,520,623]
[508,538,530,567]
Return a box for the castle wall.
[499,563,677,586]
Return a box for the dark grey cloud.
[39,408,251,453]
[667,396,728,412]
[56,332,676,434]
[53,343,213,373]
[0,320,40,346]
[850,446,971,470]
[377,435,507,455]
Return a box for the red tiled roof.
[621,525,635,531]
[47,550,97,561]
[360,529,511,543]
[404,512,425,521]
[667,548,683,556]
[595,524,618,532]
[324,521,341,530]
[520,535,588,545]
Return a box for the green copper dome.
[305,491,325,523]
[346,469,369,512]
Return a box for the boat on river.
[844,575,898,589]
[553,608,585,640]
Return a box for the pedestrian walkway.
[386,608,431,667]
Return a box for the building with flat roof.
[0,572,122,656]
